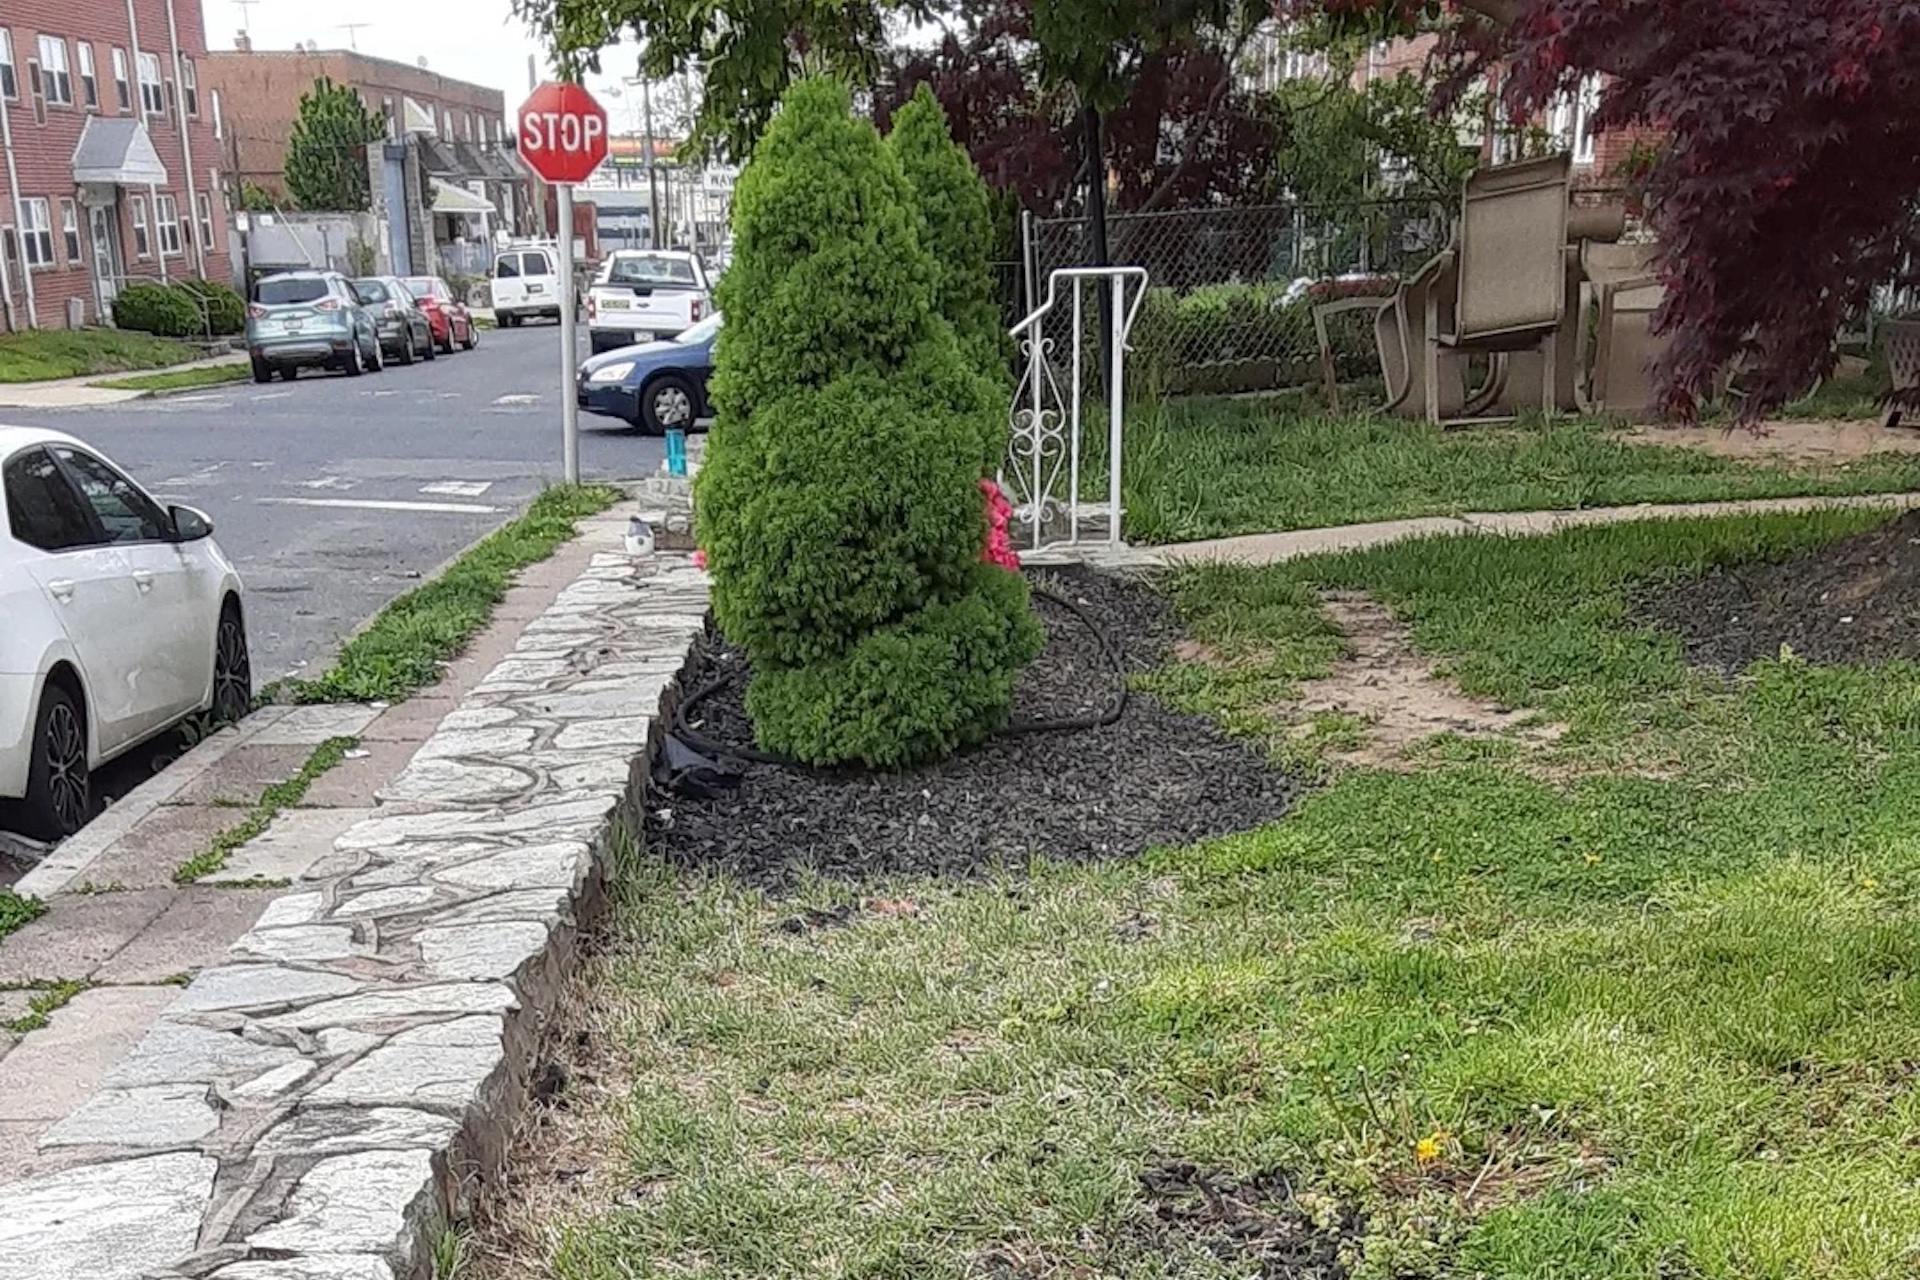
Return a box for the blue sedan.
[576,313,720,433]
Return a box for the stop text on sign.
[521,111,605,155]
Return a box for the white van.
[491,245,564,327]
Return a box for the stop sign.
[517,82,609,185]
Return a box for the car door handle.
[46,579,76,604]
[132,570,155,593]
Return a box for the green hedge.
[1134,281,1383,397]
[112,279,245,338]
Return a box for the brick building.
[201,45,530,235]
[0,0,231,331]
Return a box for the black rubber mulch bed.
[1634,509,1920,674]
[650,566,1302,888]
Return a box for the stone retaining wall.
[0,549,708,1280]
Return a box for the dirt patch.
[1622,420,1920,464]
[1633,509,1920,673]
[1129,1161,1361,1278]
[1289,592,1562,768]
[655,568,1302,888]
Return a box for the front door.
[89,204,122,319]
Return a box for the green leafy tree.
[283,77,385,212]
[1273,72,1481,207]
[886,85,1007,377]
[695,77,1043,769]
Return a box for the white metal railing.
[1004,266,1149,548]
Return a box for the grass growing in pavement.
[0,890,46,942]
[521,508,1920,1280]
[284,484,620,704]
[1,980,89,1034]
[0,328,205,383]
[173,736,356,884]
[1106,397,1920,543]
[89,363,250,392]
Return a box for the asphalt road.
[2,322,668,685]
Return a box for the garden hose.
[668,584,1128,771]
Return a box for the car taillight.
[690,299,703,321]
[247,303,267,319]
[314,297,342,312]
[586,295,597,322]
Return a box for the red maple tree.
[1300,0,1920,417]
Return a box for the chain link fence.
[1017,199,1451,398]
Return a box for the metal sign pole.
[558,181,580,485]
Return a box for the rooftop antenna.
[337,22,371,50]
[234,0,261,34]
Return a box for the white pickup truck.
[585,250,714,355]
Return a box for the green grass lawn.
[90,362,249,392]
[1111,397,1920,544]
[0,328,206,383]
[517,509,1920,1280]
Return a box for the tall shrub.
[696,77,1043,769]
[886,84,1007,376]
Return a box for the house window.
[77,42,96,108]
[37,37,71,106]
[179,55,196,116]
[137,51,163,115]
[196,192,214,250]
[111,47,128,111]
[156,194,182,255]
[130,195,150,258]
[60,199,80,261]
[211,88,222,139]
[1550,74,1603,165]
[0,30,15,100]
[383,96,396,140]
[21,198,53,268]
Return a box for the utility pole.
[639,72,660,250]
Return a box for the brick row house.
[0,0,231,331]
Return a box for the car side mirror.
[170,505,214,542]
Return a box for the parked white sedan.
[0,427,249,840]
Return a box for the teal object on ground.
[666,428,688,477]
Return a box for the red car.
[403,276,479,354]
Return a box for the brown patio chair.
[1579,241,1666,418]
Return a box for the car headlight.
[586,361,635,384]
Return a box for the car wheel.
[461,322,477,351]
[212,603,252,725]
[642,374,698,435]
[367,335,385,372]
[280,366,299,382]
[21,683,89,841]
[252,357,273,384]
[423,332,438,361]
[398,333,416,365]
[437,329,454,354]
[344,340,364,376]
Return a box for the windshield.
[403,278,440,300]
[605,254,700,288]
[678,313,723,345]
[351,280,390,304]
[256,277,329,306]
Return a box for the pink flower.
[691,548,708,570]
[978,478,1021,570]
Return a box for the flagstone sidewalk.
[0,503,708,1280]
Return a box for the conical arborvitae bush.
[695,77,1043,769]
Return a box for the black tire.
[20,682,89,841]
[460,322,477,352]
[367,336,385,373]
[640,374,699,435]
[397,334,415,366]
[211,602,252,725]
[422,330,438,361]
[280,366,299,382]
[437,330,454,355]
[344,340,364,377]
[251,357,272,384]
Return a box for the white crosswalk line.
[420,481,493,497]
[259,497,499,515]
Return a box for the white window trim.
[111,47,129,112]
[137,50,163,115]
[179,54,196,116]
[0,30,16,102]
[211,87,223,139]
[21,198,53,269]
[77,42,96,109]
[1551,74,1603,165]
[37,36,71,107]
[60,198,80,262]
[195,192,214,250]
[130,195,151,259]
[156,194,182,256]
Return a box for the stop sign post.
[519,82,610,484]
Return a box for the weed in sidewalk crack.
[2,979,89,1034]
[173,736,356,884]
